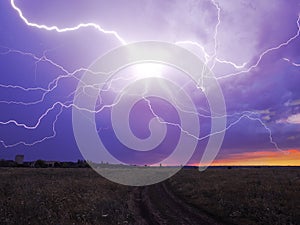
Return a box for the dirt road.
[129,182,228,225]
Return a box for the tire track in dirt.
[129,182,228,225]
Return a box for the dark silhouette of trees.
[35,160,47,168]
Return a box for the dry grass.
[0,168,133,225]
[1,167,299,225]
[168,167,300,225]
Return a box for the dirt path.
[128,182,227,225]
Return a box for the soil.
[128,182,228,225]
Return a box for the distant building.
[15,155,24,165]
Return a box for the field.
[0,167,299,225]
[168,168,300,225]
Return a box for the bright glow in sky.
[129,63,166,79]
[0,0,300,166]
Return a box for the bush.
[34,160,47,168]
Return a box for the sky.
[0,0,300,166]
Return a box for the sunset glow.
[199,149,300,166]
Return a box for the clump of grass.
[0,168,134,225]
[168,168,300,225]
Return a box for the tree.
[35,160,47,168]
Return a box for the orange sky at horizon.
[197,149,300,166]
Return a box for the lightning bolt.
[0,105,64,148]
[282,57,300,67]
[1,0,296,162]
[143,97,282,152]
[217,14,300,80]
[10,0,126,45]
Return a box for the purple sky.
[0,0,300,165]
